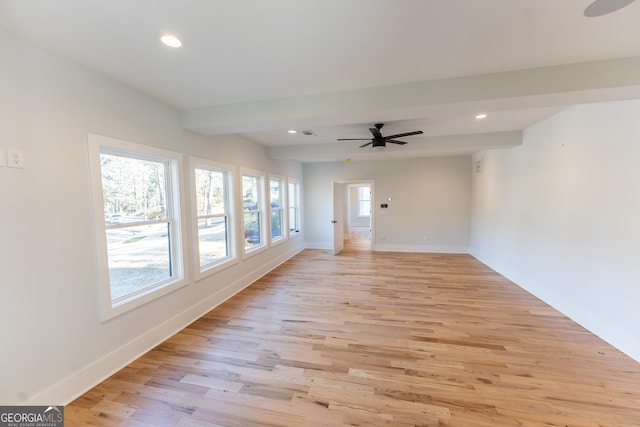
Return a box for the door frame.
[332,179,375,253]
[332,181,344,255]
[346,183,372,240]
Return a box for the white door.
[332,181,344,255]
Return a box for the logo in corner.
[0,405,64,426]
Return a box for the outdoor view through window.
[194,167,230,268]
[270,177,283,241]
[100,153,172,299]
[242,174,262,249]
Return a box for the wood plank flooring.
[66,248,640,426]
[345,227,371,251]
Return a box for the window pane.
[244,212,261,248]
[243,175,259,211]
[107,223,171,300]
[100,153,167,221]
[270,178,281,209]
[358,186,371,216]
[195,169,225,215]
[289,207,298,232]
[359,200,371,216]
[198,217,228,267]
[271,209,282,238]
[359,186,370,201]
[288,182,296,203]
[288,180,299,233]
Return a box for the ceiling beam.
[180,56,640,136]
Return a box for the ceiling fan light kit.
[337,123,423,149]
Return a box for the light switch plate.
[7,148,25,168]
[0,147,6,167]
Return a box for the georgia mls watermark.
[0,406,63,427]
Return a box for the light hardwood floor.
[66,248,640,426]
[345,226,371,251]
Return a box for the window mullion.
[105,218,170,230]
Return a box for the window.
[192,158,236,278]
[288,178,301,236]
[88,134,185,320]
[269,175,286,245]
[241,170,266,254]
[358,186,371,217]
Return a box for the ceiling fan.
[337,123,423,148]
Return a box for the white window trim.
[239,167,268,257]
[88,133,187,321]
[287,177,301,239]
[190,157,238,280]
[268,173,287,246]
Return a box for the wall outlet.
[7,148,25,168]
[0,148,6,167]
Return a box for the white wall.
[304,156,471,252]
[0,31,303,404]
[471,100,640,362]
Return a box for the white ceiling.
[2,0,640,162]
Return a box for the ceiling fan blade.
[384,130,423,139]
[359,142,373,148]
[584,0,635,17]
[369,127,383,139]
[337,138,374,141]
[387,140,407,145]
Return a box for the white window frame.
[268,174,287,246]
[240,168,267,256]
[287,177,301,238]
[88,133,186,321]
[190,157,238,280]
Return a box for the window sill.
[243,243,268,259]
[101,277,188,321]
[195,256,239,282]
[270,236,287,247]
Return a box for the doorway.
[332,180,374,253]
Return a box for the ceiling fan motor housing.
[372,138,386,148]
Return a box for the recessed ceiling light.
[584,0,635,17]
[475,113,488,119]
[288,130,297,134]
[160,34,182,48]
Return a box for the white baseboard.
[470,250,640,363]
[305,242,469,254]
[305,242,333,250]
[373,244,470,254]
[553,298,640,363]
[29,245,304,406]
